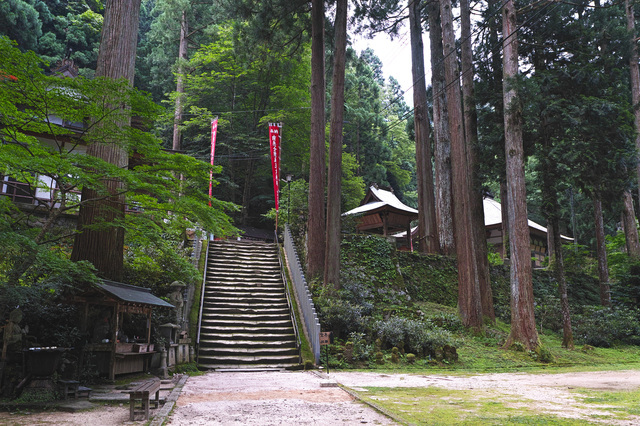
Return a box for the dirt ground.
[0,369,639,425]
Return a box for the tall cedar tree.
[324,0,347,289]
[71,0,142,280]
[625,0,640,259]
[440,0,483,329]
[307,0,326,279]
[622,190,640,258]
[502,0,539,350]
[628,0,640,208]
[409,0,439,254]
[594,196,611,306]
[172,10,188,151]
[427,0,455,255]
[461,0,494,322]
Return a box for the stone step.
[204,284,283,292]
[203,296,287,305]
[199,339,296,348]
[203,292,286,301]
[198,346,299,356]
[201,312,290,321]
[201,306,290,315]
[197,355,300,366]
[202,301,287,309]
[199,326,295,335]
[200,318,293,327]
[199,332,296,341]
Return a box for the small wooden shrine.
[74,280,173,380]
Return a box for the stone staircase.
[197,240,300,370]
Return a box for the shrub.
[374,317,458,356]
[315,298,368,339]
[572,306,640,347]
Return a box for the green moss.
[397,251,458,306]
[353,386,589,425]
[188,240,207,342]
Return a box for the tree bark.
[172,10,188,152]
[440,0,483,330]
[409,0,439,254]
[502,0,539,350]
[427,0,455,256]
[622,190,640,259]
[500,182,509,259]
[71,0,142,281]
[626,0,640,206]
[593,195,611,306]
[461,0,494,322]
[550,215,574,348]
[307,0,326,279]
[324,0,347,289]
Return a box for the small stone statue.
[168,281,186,326]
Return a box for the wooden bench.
[58,380,92,400]
[127,379,161,421]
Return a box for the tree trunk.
[626,0,640,206]
[502,0,539,350]
[172,9,188,152]
[409,0,439,254]
[427,0,455,256]
[500,182,509,259]
[440,0,483,330]
[593,195,611,306]
[241,159,254,226]
[307,0,326,279]
[622,190,640,259]
[550,215,574,348]
[71,0,142,281]
[461,0,494,322]
[324,0,347,289]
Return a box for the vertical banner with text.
[208,117,218,207]
[269,123,282,212]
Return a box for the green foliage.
[340,234,398,287]
[0,37,236,288]
[374,316,458,356]
[572,306,640,347]
[397,252,458,306]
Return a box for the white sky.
[351,28,431,107]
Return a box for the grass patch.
[572,388,640,418]
[353,386,589,425]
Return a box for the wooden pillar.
[146,308,152,344]
[109,304,119,381]
[382,212,388,237]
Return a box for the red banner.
[208,118,218,206]
[269,123,282,211]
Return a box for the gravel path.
[1,369,639,424]
[167,371,396,425]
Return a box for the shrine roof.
[97,280,174,308]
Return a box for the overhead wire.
[382,0,561,135]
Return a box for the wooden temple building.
[344,186,573,266]
[342,185,418,249]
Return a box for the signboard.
[319,331,333,346]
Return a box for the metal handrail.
[276,230,302,364]
[195,234,211,363]
[284,224,321,364]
